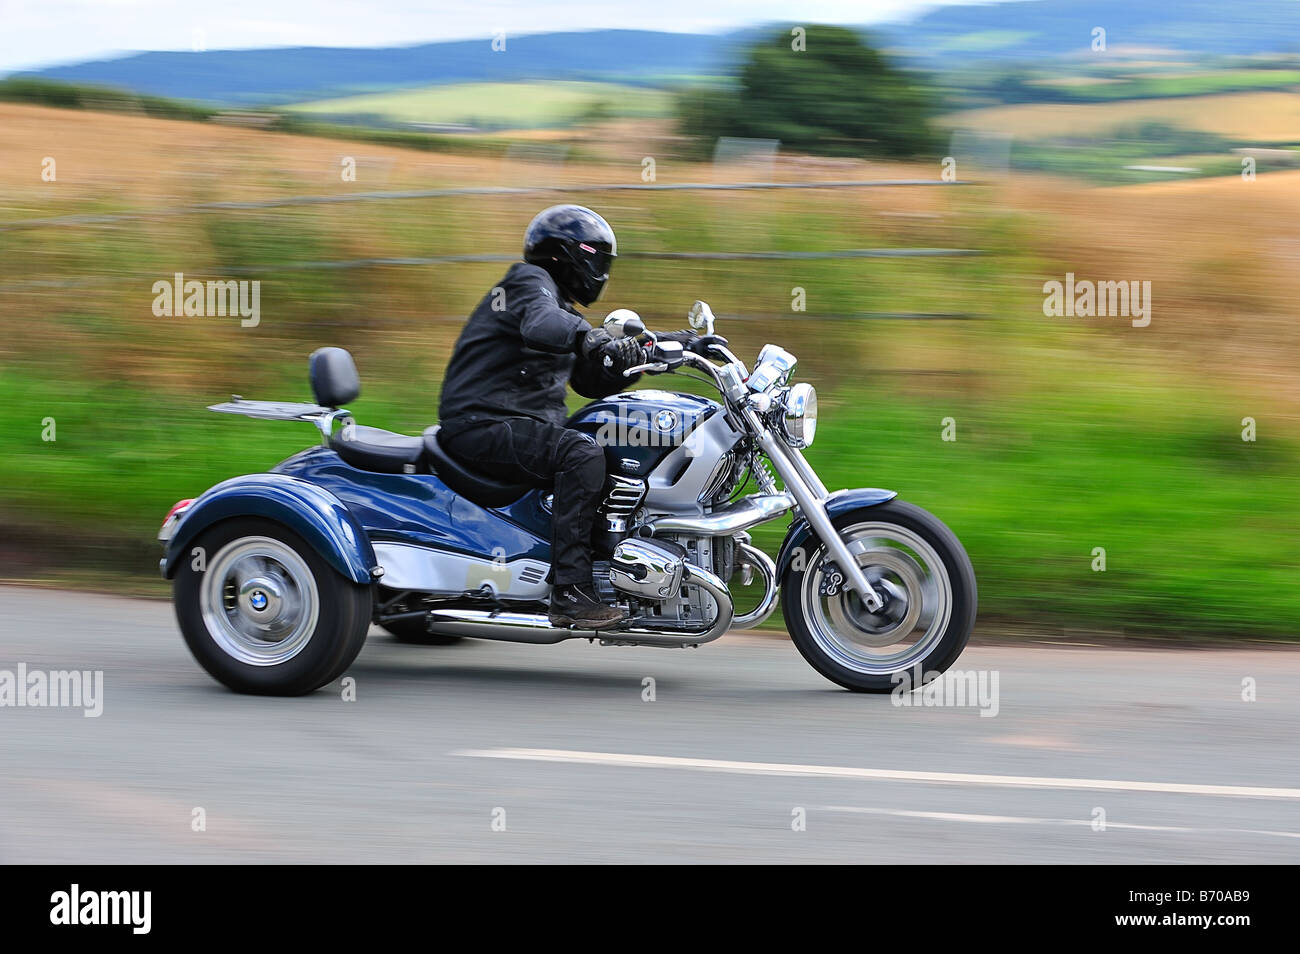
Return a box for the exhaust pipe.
[731,542,780,629]
[423,563,734,648]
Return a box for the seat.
[331,425,426,474]
[422,425,534,507]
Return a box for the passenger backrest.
[309,347,361,408]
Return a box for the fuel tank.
[567,390,721,478]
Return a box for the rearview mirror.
[688,300,716,335]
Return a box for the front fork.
[744,407,885,612]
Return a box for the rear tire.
[173,517,372,695]
[782,500,976,693]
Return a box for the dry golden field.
[5,101,1297,417]
[944,90,1300,140]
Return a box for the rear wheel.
[782,500,976,693]
[173,518,372,695]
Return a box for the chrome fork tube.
[768,439,829,500]
[744,407,884,611]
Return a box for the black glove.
[657,329,729,356]
[579,326,615,360]
[580,328,643,373]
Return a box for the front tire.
[173,517,372,695]
[782,500,976,693]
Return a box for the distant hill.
[13,1,1300,106]
[16,30,744,105]
[878,0,1300,62]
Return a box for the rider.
[437,205,645,630]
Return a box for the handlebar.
[616,332,744,395]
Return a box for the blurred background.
[2,0,1298,639]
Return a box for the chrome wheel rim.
[199,536,319,666]
[802,521,952,675]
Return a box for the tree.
[678,25,937,158]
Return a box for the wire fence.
[0,178,975,232]
[1,177,987,319]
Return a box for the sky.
[0,0,976,72]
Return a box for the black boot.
[549,583,624,630]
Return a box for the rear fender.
[162,474,376,583]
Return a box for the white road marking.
[455,748,1300,800]
[818,804,1300,839]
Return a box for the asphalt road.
[1,585,1297,863]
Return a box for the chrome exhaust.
[422,562,735,648]
[730,542,780,629]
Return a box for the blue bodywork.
[568,390,720,477]
[162,446,554,581]
[162,471,378,582]
[775,487,899,580]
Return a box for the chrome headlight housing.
[748,344,797,393]
[779,383,817,448]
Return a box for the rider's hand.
[581,328,643,372]
[579,326,616,360]
[601,336,644,372]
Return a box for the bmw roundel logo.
[655,409,677,431]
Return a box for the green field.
[1039,69,1300,102]
[287,81,674,128]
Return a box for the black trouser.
[438,416,606,587]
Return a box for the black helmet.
[523,204,617,306]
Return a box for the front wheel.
[173,517,372,695]
[781,500,976,692]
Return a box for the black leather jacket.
[438,262,635,428]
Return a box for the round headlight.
[780,383,817,448]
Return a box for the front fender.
[162,474,377,583]
[775,487,898,580]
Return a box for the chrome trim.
[371,542,550,600]
[422,562,734,648]
[609,538,685,600]
[768,439,829,500]
[779,382,817,448]
[644,492,794,536]
[749,344,797,392]
[603,475,647,515]
[697,450,736,503]
[730,542,779,629]
[313,408,354,444]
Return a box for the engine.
[593,533,737,631]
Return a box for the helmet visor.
[576,242,615,279]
